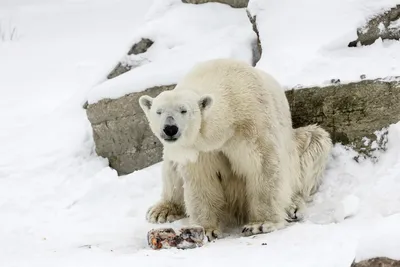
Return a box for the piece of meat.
[147,226,205,250]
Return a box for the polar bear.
[139,58,332,240]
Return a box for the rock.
[349,5,400,47]
[286,78,400,161]
[351,257,400,267]
[182,0,249,8]
[246,9,262,66]
[127,38,154,56]
[107,38,154,80]
[86,85,175,175]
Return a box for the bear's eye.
[181,109,187,114]
[156,110,162,115]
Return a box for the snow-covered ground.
[1,0,400,266]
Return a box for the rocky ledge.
[87,77,400,175]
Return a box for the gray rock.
[107,38,154,80]
[246,10,262,66]
[349,5,400,47]
[182,0,249,8]
[351,257,400,267]
[86,85,175,175]
[286,77,400,161]
[127,38,154,56]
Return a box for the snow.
[389,18,400,29]
[0,0,154,127]
[86,0,255,104]
[355,217,400,263]
[1,0,400,266]
[332,195,360,223]
[378,22,386,33]
[248,0,400,89]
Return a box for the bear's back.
[175,58,290,129]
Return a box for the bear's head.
[139,90,213,147]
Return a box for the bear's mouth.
[163,137,178,142]
[160,132,181,143]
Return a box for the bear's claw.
[286,207,303,222]
[242,221,286,236]
[204,228,221,242]
[286,200,306,223]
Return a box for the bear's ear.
[139,95,153,113]
[198,95,213,111]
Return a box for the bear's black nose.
[163,125,179,137]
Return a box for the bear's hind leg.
[146,160,187,224]
[284,125,333,222]
[294,125,333,201]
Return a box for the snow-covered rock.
[107,38,154,80]
[349,5,400,47]
[182,0,249,8]
[86,1,256,104]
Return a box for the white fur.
[139,58,333,240]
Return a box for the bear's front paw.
[204,228,222,242]
[242,221,286,237]
[146,201,186,224]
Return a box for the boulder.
[351,257,400,267]
[86,85,175,175]
[287,78,400,162]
